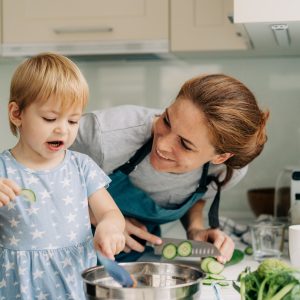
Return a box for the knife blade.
[153,237,221,257]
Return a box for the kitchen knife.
[153,237,221,257]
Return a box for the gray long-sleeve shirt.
[71,105,247,208]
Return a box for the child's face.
[18,96,82,162]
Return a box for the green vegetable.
[244,246,253,256]
[207,259,224,274]
[234,258,300,300]
[207,273,226,280]
[177,240,192,257]
[162,243,177,260]
[200,257,216,273]
[20,189,36,203]
[202,279,215,285]
[225,249,245,267]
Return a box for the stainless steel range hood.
[234,0,300,55]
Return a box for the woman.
[71,74,269,263]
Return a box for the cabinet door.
[171,0,248,51]
[2,0,168,55]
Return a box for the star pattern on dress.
[9,217,20,228]
[61,257,72,268]
[26,175,39,185]
[88,170,97,180]
[61,178,71,187]
[0,278,6,288]
[33,269,44,280]
[25,206,39,216]
[66,212,76,223]
[7,201,17,211]
[40,190,51,200]
[31,229,45,240]
[62,195,73,205]
[36,291,48,300]
[4,261,14,272]
[67,231,77,242]
[9,235,20,246]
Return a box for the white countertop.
[138,220,291,299]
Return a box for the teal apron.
[100,138,221,262]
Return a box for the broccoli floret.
[257,258,291,278]
[236,259,300,300]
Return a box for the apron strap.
[207,176,221,229]
[113,136,221,229]
[114,138,153,175]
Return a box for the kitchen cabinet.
[1,0,168,56]
[170,0,249,52]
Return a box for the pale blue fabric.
[0,150,111,299]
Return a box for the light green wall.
[1,55,300,217]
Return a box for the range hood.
[234,0,300,55]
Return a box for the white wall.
[1,55,300,218]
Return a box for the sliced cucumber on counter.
[177,240,192,257]
[244,246,253,256]
[20,189,36,203]
[162,243,177,260]
[207,273,226,280]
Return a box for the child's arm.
[88,188,125,260]
[0,178,21,207]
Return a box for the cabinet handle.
[53,27,114,34]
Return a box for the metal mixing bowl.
[82,262,204,299]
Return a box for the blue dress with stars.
[0,150,111,300]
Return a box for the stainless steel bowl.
[82,262,204,299]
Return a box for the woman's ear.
[8,101,22,128]
[211,152,234,165]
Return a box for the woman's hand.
[187,227,234,264]
[94,223,126,260]
[123,218,162,253]
[0,178,20,207]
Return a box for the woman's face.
[150,98,228,173]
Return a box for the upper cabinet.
[1,0,169,56]
[170,0,249,52]
[234,0,300,55]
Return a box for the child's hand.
[94,223,125,260]
[0,178,21,207]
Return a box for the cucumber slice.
[217,281,230,287]
[177,240,192,257]
[207,273,226,280]
[162,243,177,260]
[200,257,215,273]
[244,246,253,256]
[207,260,224,275]
[20,189,36,203]
[202,279,215,285]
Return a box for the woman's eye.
[43,117,55,122]
[180,139,192,151]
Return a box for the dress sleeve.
[81,155,112,198]
[201,165,248,201]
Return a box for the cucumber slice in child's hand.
[20,189,36,203]
[162,243,177,260]
[177,240,192,257]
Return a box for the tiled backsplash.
[1,55,300,217]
